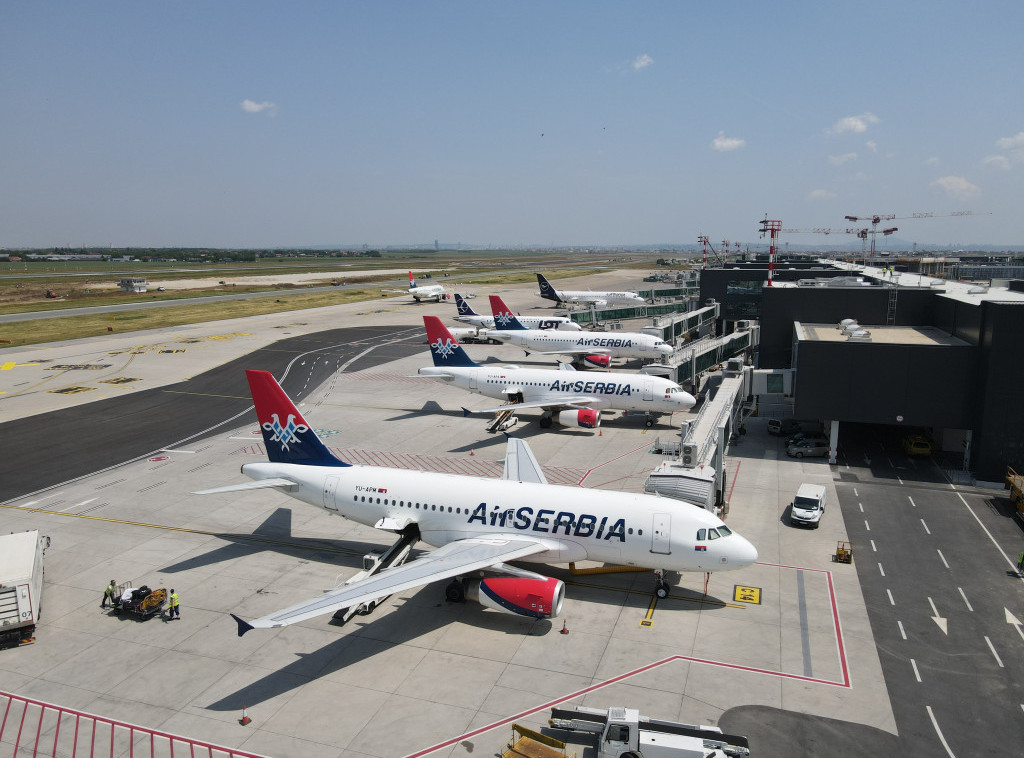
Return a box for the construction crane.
[843,210,988,256]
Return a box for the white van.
[791,483,826,528]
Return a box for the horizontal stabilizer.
[193,478,298,495]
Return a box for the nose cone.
[656,344,673,357]
[677,391,697,410]
[733,536,758,568]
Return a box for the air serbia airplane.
[486,295,673,366]
[419,316,694,429]
[199,370,757,635]
[392,271,448,302]
[453,293,582,331]
[537,273,646,308]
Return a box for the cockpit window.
[707,528,721,540]
[697,528,706,541]
[718,525,732,536]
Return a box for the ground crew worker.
[101,579,117,609]
[1017,552,1024,573]
[168,589,180,620]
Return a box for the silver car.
[786,438,829,458]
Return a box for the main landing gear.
[445,579,466,603]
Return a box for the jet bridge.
[644,360,752,513]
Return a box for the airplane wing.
[467,396,596,414]
[193,478,298,495]
[230,536,548,635]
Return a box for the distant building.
[118,277,148,293]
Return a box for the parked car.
[790,483,827,528]
[768,418,821,437]
[902,434,932,456]
[787,438,829,458]
[786,431,828,447]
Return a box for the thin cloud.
[808,189,837,200]
[865,141,877,152]
[828,153,857,166]
[925,156,940,166]
[930,175,980,201]
[830,112,880,135]
[711,131,745,152]
[992,131,1024,166]
[984,155,1011,171]
[995,131,1024,151]
[631,54,653,71]
[241,99,278,116]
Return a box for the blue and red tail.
[423,317,479,367]
[488,295,529,330]
[246,370,349,467]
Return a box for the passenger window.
[697,529,706,541]
[708,528,720,540]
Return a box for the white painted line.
[878,562,886,577]
[58,498,96,513]
[853,487,858,497]
[985,636,1004,668]
[898,620,907,640]
[908,495,916,507]
[859,502,864,512]
[19,500,38,508]
[887,589,895,605]
[897,475,904,485]
[926,706,957,758]
[937,549,949,569]
[887,457,894,468]
[158,448,196,454]
[865,520,871,532]
[911,658,922,682]
[921,519,931,535]
[955,491,1022,578]
[958,587,973,612]
[870,539,877,552]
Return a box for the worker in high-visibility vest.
[101,579,117,609]
[167,589,180,620]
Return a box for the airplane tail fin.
[423,316,479,367]
[407,270,418,289]
[536,273,561,302]
[454,293,479,316]
[246,370,349,467]
[488,295,529,330]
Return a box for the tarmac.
[0,274,895,758]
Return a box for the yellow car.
[902,435,932,456]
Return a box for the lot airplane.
[199,370,756,635]
[390,271,448,302]
[537,273,646,307]
[454,293,581,331]
[486,295,673,366]
[419,316,694,429]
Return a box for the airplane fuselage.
[240,461,756,573]
[419,365,692,413]
[486,329,672,360]
[555,290,645,306]
[456,314,581,331]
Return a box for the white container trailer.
[0,530,48,648]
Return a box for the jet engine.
[582,354,611,368]
[464,576,565,619]
[557,408,601,428]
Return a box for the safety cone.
[560,620,569,635]
[239,706,251,726]
[470,449,475,456]
[599,429,603,437]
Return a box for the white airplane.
[454,293,582,331]
[419,316,695,429]
[390,271,448,302]
[537,273,647,308]
[198,370,757,635]
[486,295,673,367]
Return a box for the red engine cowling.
[465,577,565,618]
[557,408,601,428]
[582,354,611,368]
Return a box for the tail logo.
[431,337,458,358]
[494,311,514,327]
[263,413,309,452]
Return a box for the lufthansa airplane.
[198,370,756,634]
[486,295,673,366]
[537,273,646,307]
[453,293,582,331]
[419,316,695,429]
[390,271,448,302]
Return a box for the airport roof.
[796,322,971,347]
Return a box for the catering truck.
[0,530,49,648]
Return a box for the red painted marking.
[148,456,169,462]
[577,442,650,486]
[727,460,741,502]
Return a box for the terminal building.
[699,260,1024,483]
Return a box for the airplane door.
[650,513,671,554]
[322,476,341,510]
[469,370,478,391]
[642,379,654,402]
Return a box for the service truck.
[549,706,749,758]
[0,530,49,648]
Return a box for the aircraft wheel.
[655,581,670,599]
[645,417,655,428]
[445,580,466,603]
[539,415,553,429]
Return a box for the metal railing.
[0,690,268,758]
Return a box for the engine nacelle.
[464,577,565,618]
[557,408,601,428]
[582,354,611,368]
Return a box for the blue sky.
[3,1,1022,249]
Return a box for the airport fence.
[0,690,268,758]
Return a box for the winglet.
[231,614,255,637]
[462,407,474,417]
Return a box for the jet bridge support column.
[829,420,840,465]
